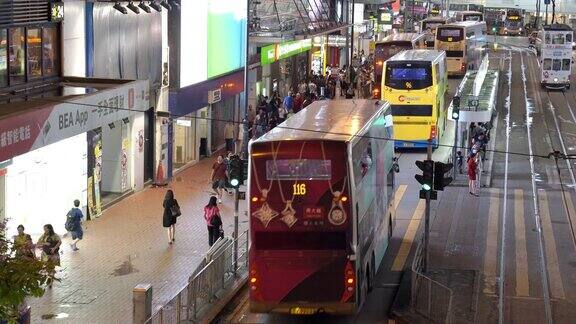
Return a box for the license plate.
[403,142,414,147]
[290,307,317,315]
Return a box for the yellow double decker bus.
[381,50,448,148]
[435,21,486,76]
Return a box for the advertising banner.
[0,80,149,163]
[261,39,312,65]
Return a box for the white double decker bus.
[536,24,573,89]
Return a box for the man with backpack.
[65,199,84,251]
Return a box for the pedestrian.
[467,153,478,196]
[36,224,61,288]
[293,93,303,114]
[65,199,84,251]
[203,196,222,246]
[210,155,228,203]
[162,189,180,244]
[283,91,293,114]
[456,151,463,174]
[224,120,235,154]
[12,224,35,260]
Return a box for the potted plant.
[0,220,52,323]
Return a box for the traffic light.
[415,160,434,191]
[452,95,460,120]
[228,155,244,187]
[433,162,453,191]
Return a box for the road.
[215,36,576,324]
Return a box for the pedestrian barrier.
[142,230,249,324]
[410,229,455,324]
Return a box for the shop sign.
[208,88,222,104]
[50,2,64,22]
[176,119,192,127]
[379,11,393,25]
[313,36,347,47]
[261,39,312,65]
[0,80,149,163]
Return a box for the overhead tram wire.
[37,96,557,160]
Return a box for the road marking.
[514,189,529,297]
[563,193,576,240]
[391,200,424,271]
[483,188,500,295]
[393,185,408,211]
[538,190,566,299]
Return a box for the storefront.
[312,35,348,74]
[260,39,311,96]
[0,79,149,237]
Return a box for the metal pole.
[424,138,432,273]
[242,0,250,159]
[545,4,548,25]
[233,186,240,275]
[452,118,459,179]
[350,0,355,60]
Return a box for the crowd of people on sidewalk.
[457,122,491,197]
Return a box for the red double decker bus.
[248,99,397,315]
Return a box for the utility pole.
[452,96,460,180]
[424,138,432,273]
[242,0,250,159]
[233,186,239,274]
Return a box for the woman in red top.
[204,196,223,246]
[468,154,478,196]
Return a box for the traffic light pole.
[233,186,239,276]
[424,139,432,273]
[452,118,459,180]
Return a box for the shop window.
[9,28,25,84]
[0,29,6,88]
[42,27,58,76]
[27,28,42,79]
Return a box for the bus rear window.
[437,28,463,41]
[464,15,481,21]
[266,159,331,180]
[385,62,432,89]
[391,104,433,116]
[255,231,347,250]
[376,41,411,61]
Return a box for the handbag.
[170,202,181,217]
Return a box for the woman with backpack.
[204,196,223,246]
[163,190,181,245]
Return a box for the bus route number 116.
[293,183,307,196]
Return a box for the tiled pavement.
[29,158,249,323]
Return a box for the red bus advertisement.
[248,100,397,315]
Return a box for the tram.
[248,99,397,315]
[373,33,427,98]
[536,24,573,89]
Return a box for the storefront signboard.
[261,39,312,65]
[0,80,149,162]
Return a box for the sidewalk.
[29,158,249,323]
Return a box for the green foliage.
[0,221,51,322]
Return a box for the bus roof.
[543,24,573,31]
[387,49,445,63]
[440,20,485,29]
[458,11,482,15]
[252,99,387,143]
[379,32,425,43]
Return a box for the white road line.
[520,52,553,324]
[497,50,512,324]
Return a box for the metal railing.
[410,225,455,323]
[145,230,249,323]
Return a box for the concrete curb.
[199,273,248,324]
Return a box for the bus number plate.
[290,307,317,315]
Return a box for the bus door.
[249,140,355,314]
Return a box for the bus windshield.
[376,41,412,61]
[464,14,482,21]
[385,61,432,90]
[437,27,463,41]
[422,22,443,33]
